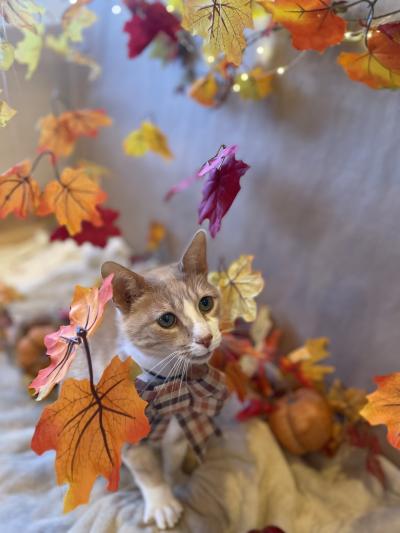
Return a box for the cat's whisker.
[139,351,182,393]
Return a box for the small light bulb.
[111,4,122,14]
[277,66,286,75]
[166,4,175,12]
[240,73,249,81]
[367,30,373,39]
[69,0,78,4]
[206,55,215,63]
[256,46,264,55]
[344,31,352,39]
[232,83,241,93]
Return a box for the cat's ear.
[179,229,208,275]
[101,262,147,313]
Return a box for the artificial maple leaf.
[146,220,166,251]
[285,337,334,385]
[37,114,75,158]
[37,167,107,235]
[337,25,400,90]
[62,109,112,138]
[235,67,273,99]
[360,373,400,449]
[14,24,44,79]
[62,4,97,42]
[189,74,219,107]
[259,0,346,52]
[124,0,181,58]
[31,356,150,511]
[182,0,254,66]
[198,145,250,237]
[50,207,121,248]
[30,275,114,400]
[327,378,367,424]
[165,145,236,200]
[37,109,111,158]
[0,0,45,34]
[0,41,15,71]
[123,121,173,160]
[0,92,16,127]
[0,160,40,219]
[209,255,264,329]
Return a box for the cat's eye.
[199,296,214,313]
[157,312,177,329]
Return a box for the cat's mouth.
[190,351,211,364]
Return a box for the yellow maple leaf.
[209,255,264,331]
[288,337,334,383]
[14,24,44,79]
[189,74,219,107]
[182,0,254,66]
[123,121,173,160]
[235,67,273,99]
[0,91,17,127]
[0,42,15,71]
[62,4,97,43]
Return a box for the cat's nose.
[195,334,212,349]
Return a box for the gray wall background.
[1,1,400,389]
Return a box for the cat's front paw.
[142,485,183,530]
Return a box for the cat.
[100,230,222,529]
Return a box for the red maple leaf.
[50,207,121,248]
[124,0,181,58]
[198,146,250,237]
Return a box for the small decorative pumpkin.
[16,324,54,377]
[268,388,333,455]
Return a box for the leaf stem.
[30,150,61,181]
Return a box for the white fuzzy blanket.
[2,231,400,533]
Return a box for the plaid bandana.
[136,364,228,459]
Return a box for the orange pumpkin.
[16,324,54,377]
[268,388,333,455]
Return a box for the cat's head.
[101,230,221,374]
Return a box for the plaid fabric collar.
[136,364,228,459]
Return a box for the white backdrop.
[1,1,400,389]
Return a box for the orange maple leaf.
[37,167,107,235]
[32,356,150,512]
[38,109,112,158]
[259,0,346,52]
[37,114,76,158]
[0,160,41,219]
[338,27,400,89]
[62,108,112,137]
[360,373,400,449]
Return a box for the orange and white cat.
[93,230,221,529]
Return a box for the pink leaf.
[198,146,250,237]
